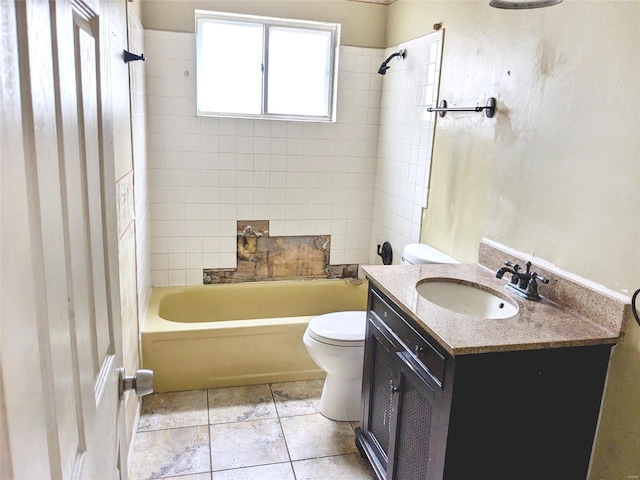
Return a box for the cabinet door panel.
[389,352,437,480]
[363,314,402,469]
[368,326,396,456]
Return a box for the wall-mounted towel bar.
[428,97,496,118]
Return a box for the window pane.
[267,27,332,117]
[197,20,263,115]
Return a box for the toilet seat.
[306,311,366,347]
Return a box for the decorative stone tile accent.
[203,220,359,284]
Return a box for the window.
[195,10,340,122]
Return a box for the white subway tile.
[254,120,271,137]
[166,203,185,220]
[237,136,254,154]
[168,269,186,286]
[269,219,286,234]
[185,237,203,253]
[218,234,236,252]
[270,121,288,138]
[166,220,186,237]
[185,220,203,236]
[219,252,237,268]
[329,249,344,265]
[219,136,237,153]
[167,237,186,254]
[219,187,236,203]
[185,253,203,269]
[202,236,220,253]
[219,220,236,235]
[151,253,168,270]
[186,268,203,285]
[237,204,253,218]
[219,204,237,220]
[184,186,203,204]
[151,269,168,287]
[203,252,220,267]
[254,137,271,154]
[151,237,168,254]
[201,117,219,134]
[219,153,237,170]
[219,118,237,136]
[270,138,287,154]
[202,153,220,170]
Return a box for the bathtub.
[142,279,368,392]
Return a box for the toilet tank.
[402,243,458,265]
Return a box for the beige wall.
[108,0,141,464]
[139,0,387,47]
[388,1,639,477]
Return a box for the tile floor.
[129,379,376,480]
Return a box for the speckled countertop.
[361,263,627,355]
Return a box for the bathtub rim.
[144,278,369,334]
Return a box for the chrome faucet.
[496,261,549,300]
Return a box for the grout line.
[206,388,213,478]
[268,382,298,480]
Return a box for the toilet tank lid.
[308,311,367,342]
[403,243,459,264]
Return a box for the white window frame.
[195,10,340,122]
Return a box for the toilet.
[402,242,458,265]
[303,244,458,422]
[303,311,367,421]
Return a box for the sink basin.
[416,279,519,319]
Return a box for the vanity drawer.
[369,288,445,386]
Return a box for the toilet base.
[318,373,362,422]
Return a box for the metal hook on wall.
[123,50,145,63]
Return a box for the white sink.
[416,279,519,320]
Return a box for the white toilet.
[303,311,367,421]
[303,244,458,422]
[402,242,458,265]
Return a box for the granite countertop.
[361,263,626,355]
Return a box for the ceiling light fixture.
[490,0,562,9]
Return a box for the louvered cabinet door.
[357,313,402,478]
[388,352,438,480]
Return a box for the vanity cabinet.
[355,285,613,480]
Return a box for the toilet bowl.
[303,311,367,421]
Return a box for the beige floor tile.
[138,390,208,432]
[270,379,324,417]
[280,413,358,461]
[209,418,289,471]
[208,384,277,424]
[292,454,375,480]
[210,462,295,480]
[129,426,210,479]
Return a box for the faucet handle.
[525,272,550,299]
[532,272,549,284]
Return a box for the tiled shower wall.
[371,31,443,264]
[129,11,151,324]
[144,30,384,285]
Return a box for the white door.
[1,0,130,478]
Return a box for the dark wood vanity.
[355,255,629,480]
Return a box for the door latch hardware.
[118,368,153,400]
